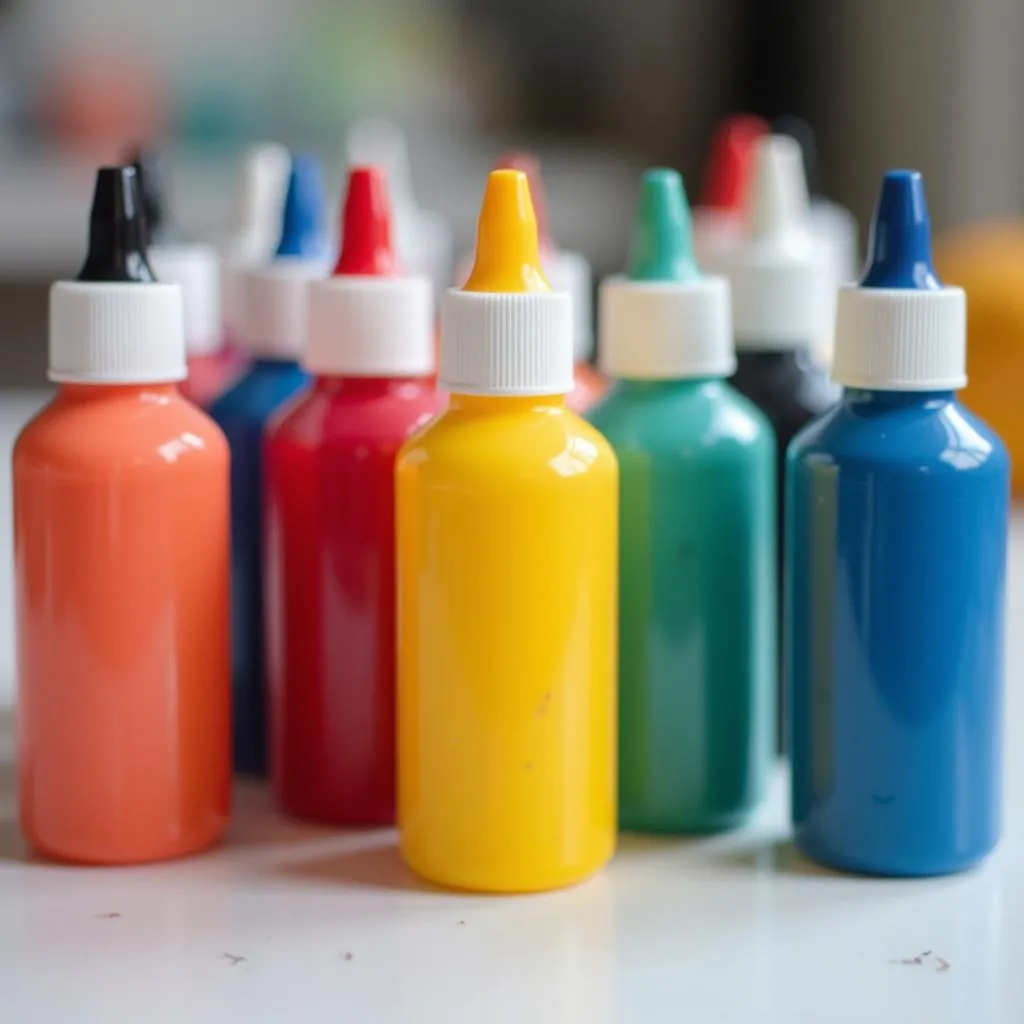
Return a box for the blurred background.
[2,0,1024,381]
[2,0,1024,694]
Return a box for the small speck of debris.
[890,951,948,972]
[95,912,122,919]
[524,762,534,771]
[872,793,896,806]
[222,952,246,966]
[343,952,354,961]
[458,920,466,926]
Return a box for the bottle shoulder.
[398,402,618,482]
[789,396,1009,475]
[589,381,775,455]
[208,364,310,425]
[269,383,444,449]
[731,354,839,421]
[15,390,229,473]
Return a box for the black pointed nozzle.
[126,144,174,245]
[76,167,157,283]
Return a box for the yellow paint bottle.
[396,170,618,892]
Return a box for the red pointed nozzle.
[495,151,555,254]
[700,114,770,211]
[334,165,399,276]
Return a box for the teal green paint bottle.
[589,169,776,832]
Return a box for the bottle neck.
[734,347,810,368]
[251,356,300,372]
[58,382,179,403]
[313,374,430,398]
[842,388,956,410]
[448,392,566,413]
[614,376,725,396]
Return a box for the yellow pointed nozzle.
[463,169,550,293]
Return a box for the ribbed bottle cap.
[600,168,733,379]
[221,143,291,337]
[306,166,433,377]
[832,170,965,390]
[50,166,185,384]
[441,170,572,395]
[238,154,330,359]
[718,135,830,348]
[346,119,453,295]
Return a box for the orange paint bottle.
[13,167,231,865]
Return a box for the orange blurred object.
[934,222,1024,495]
[42,55,164,161]
[14,384,231,864]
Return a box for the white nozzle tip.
[747,134,811,242]
[233,143,291,255]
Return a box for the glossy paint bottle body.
[397,392,618,890]
[590,379,775,831]
[788,390,1007,874]
[267,375,441,823]
[16,385,231,864]
[209,359,310,774]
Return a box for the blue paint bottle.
[209,155,328,775]
[787,170,1010,876]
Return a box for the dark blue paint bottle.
[786,170,1010,876]
[209,155,327,775]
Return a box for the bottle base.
[620,810,755,836]
[278,796,395,829]
[26,823,227,867]
[794,831,996,878]
[400,838,615,894]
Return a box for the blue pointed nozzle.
[275,154,328,259]
[627,168,701,283]
[860,170,941,290]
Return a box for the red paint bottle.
[264,166,442,825]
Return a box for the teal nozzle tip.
[627,168,701,282]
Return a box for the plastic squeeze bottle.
[221,142,291,346]
[264,166,443,824]
[14,167,231,864]
[130,147,237,406]
[721,135,838,750]
[396,170,618,891]
[210,154,327,776]
[589,169,775,832]
[692,114,768,269]
[787,171,1009,876]
[772,115,859,345]
[458,153,605,412]
[346,119,453,297]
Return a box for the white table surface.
[0,393,1022,1023]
